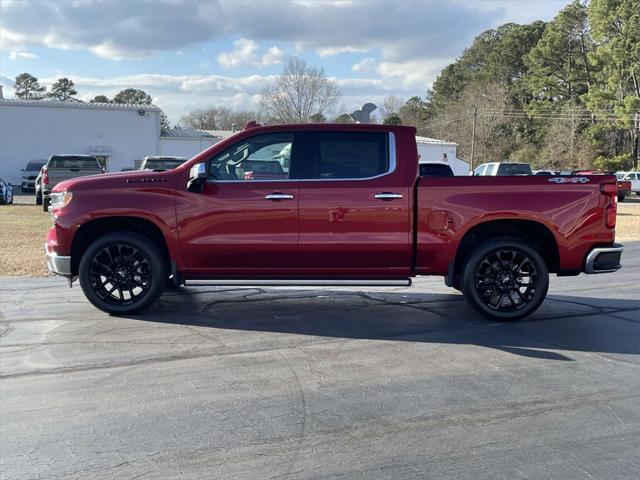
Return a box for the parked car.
[473,162,533,176]
[40,154,104,211]
[21,160,46,192]
[0,177,14,205]
[620,171,640,194]
[419,162,454,177]
[533,169,558,176]
[45,123,623,320]
[139,156,187,172]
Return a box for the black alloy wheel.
[79,232,167,314]
[461,239,549,320]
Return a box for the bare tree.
[378,95,404,121]
[425,83,511,165]
[260,57,340,123]
[180,106,259,131]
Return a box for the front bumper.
[584,243,623,274]
[45,247,71,276]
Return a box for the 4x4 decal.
[548,177,590,184]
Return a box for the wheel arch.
[71,216,173,276]
[451,218,560,287]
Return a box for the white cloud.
[0,0,502,61]
[316,46,368,57]
[376,58,453,90]
[30,70,429,124]
[352,57,375,74]
[9,50,37,60]
[217,38,283,69]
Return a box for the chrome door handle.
[374,192,403,200]
[265,193,294,200]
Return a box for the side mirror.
[187,163,208,192]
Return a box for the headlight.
[49,191,73,210]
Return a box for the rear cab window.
[303,131,390,180]
[48,156,100,170]
[497,163,532,176]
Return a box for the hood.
[53,169,179,192]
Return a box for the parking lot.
[1,241,638,479]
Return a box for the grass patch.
[0,205,51,276]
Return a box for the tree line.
[393,0,639,171]
[12,73,170,128]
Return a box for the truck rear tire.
[461,239,549,321]
[79,232,167,315]
[42,197,50,212]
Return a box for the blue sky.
[0,0,571,124]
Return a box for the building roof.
[415,135,457,146]
[202,129,236,139]
[161,127,215,138]
[160,127,237,139]
[0,98,161,112]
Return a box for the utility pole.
[634,112,640,170]
[470,105,477,171]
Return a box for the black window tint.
[420,163,453,176]
[307,132,389,179]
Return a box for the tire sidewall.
[79,232,167,315]
[461,239,549,321]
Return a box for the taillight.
[42,167,49,185]
[600,181,617,228]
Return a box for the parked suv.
[473,162,532,176]
[40,155,104,211]
[21,160,46,192]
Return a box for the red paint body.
[48,124,617,280]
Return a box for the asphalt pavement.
[1,243,639,479]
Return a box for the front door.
[177,132,300,276]
[297,130,412,277]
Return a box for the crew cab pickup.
[45,123,624,320]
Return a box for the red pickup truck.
[45,123,623,320]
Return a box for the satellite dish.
[350,102,377,124]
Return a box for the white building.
[0,98,469,184]
[416,135,470,176]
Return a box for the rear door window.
[303,131,389,180]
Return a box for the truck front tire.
[79,232,167,315]
[461,239,549,321]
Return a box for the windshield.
[26,161,45,170]
[497,163,532,175]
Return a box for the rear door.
[297,130,412,277]
[177,131,301,275]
